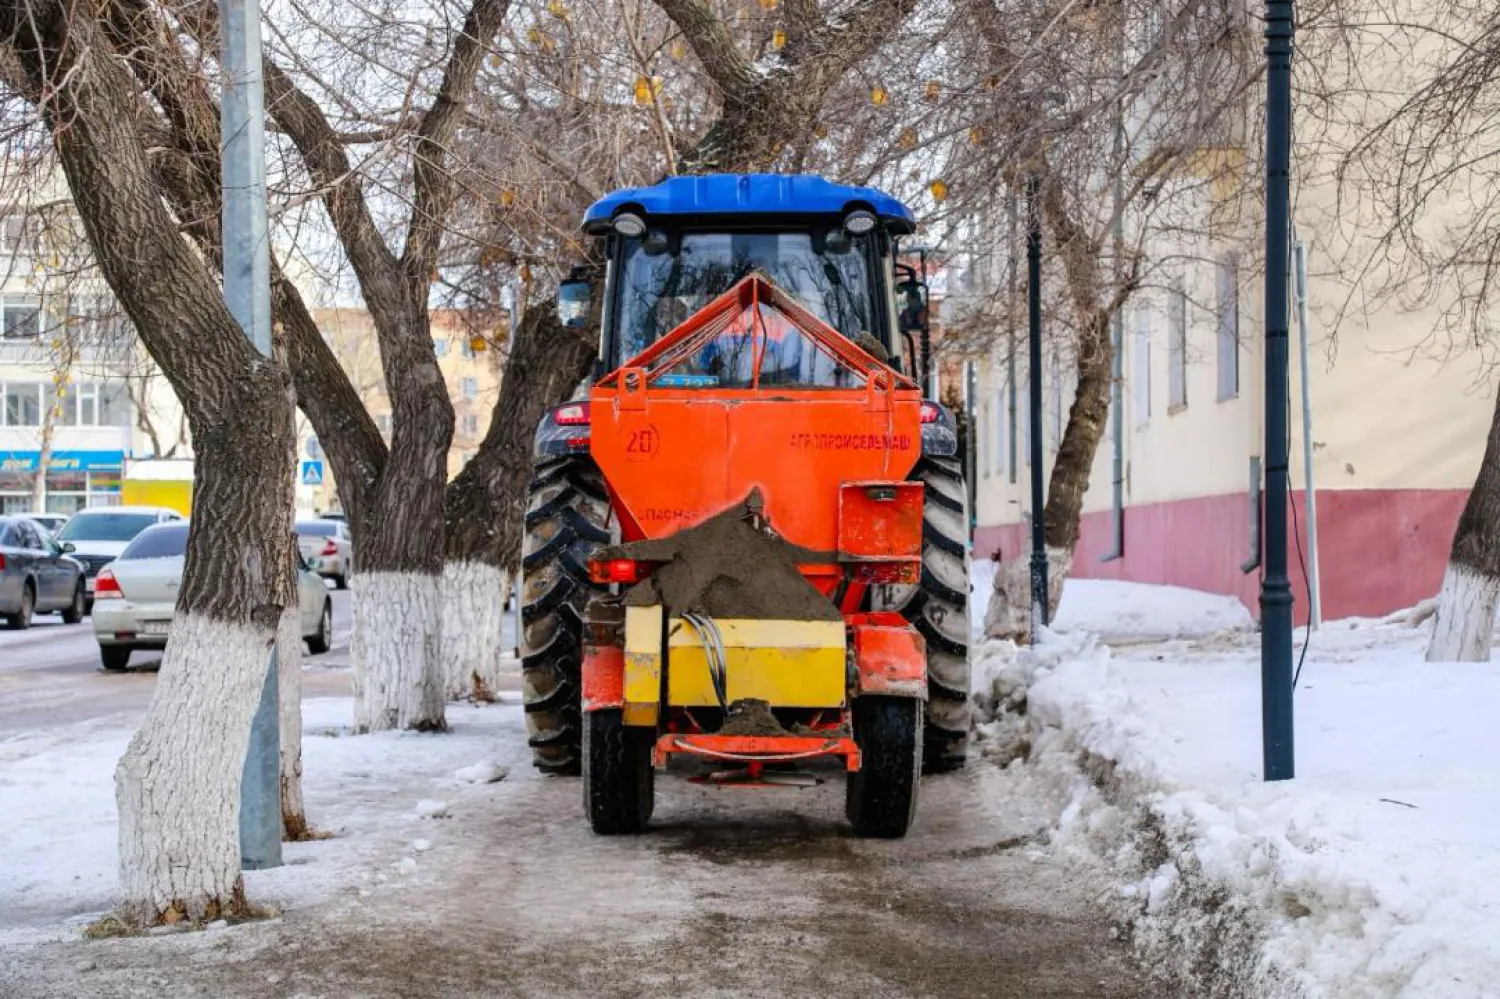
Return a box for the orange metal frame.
[589,273,924,553]
[653,734,862,774]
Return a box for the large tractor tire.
[521,454,613,774]
[846,696,922,838]
[873,454,972,773]
[583,709,655,834]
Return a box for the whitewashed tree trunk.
[440,560,509,701]
[1426,565,1500,662]
[1427,382,1500,662]
[983,546,1072,644]
[276,606,308,839]
[115,616,275,924]
[352,572,446,731]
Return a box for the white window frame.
[1168,282,1188,411]
[1,296,42,341]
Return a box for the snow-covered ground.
[977,577,1500,999]
[0,696,523,948]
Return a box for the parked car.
[295,518,354,589]
[57,506,184,611]
[21,512,69,536]
[0,515,87,629]
[93,522,334,671]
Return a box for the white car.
[21,512,69,536]
[295,518,354,589]
[93,521,334,672]
[57,506,184,610]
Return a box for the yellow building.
[304,309,507,513]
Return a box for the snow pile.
[0,698,527,946]
[1049,578,1254,640]
[978,581,1500,999]
[968,567,1254,642]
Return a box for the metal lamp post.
[1026,175,1047,631]
[1261,0,1296,782]
[221,0,283,865]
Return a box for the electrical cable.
[681,612,728,713]
[1287,85,1314,689]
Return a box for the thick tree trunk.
[277,604,308,839]
[983,547,1073,642]
[441,307,598,697]
[1427,382,1500,661]
[440,560,509,700]
[350,302,453,732]
[6,0,298,926]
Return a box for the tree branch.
[651,0,761,101]
[403,0,510,286]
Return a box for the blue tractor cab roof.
[582,174,916,236]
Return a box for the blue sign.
[0,449,126,473]
[300,460,325,486]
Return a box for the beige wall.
[309,308,507,502]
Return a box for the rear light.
[589,558,649,584]
[321,539,338,556]
[0,554,5,570]
[95,568,123,599]
[919,402,940,424]
[553,403,591,426]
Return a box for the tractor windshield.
[612,230,877,365]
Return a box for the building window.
[2,296,41,340]
[460,337,476,359]
[1217,258,1240,400]
[1,214,38,253]
[99,382,130,426]
[980,401,991,478]
[377,413,392,435]
[1169,283,1188,410]
[1019,382,1030,466]
[2,382,42,426]
[993,387,1006,478]
[1049,349,1063,448]
[461,413,479,437]
[1133,309,1151,426]
[432,337,449,358]
[460,377,478,400]
[69,295,132,349]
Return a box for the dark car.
[0,515,87,629]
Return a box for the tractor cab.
[556,174,929,387]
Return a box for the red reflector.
[589,559,649,584]
[554,402,591,426]
[95,569,123,599]
[919,402,940,424]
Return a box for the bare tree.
[1307,2,1500,658]
[2,0,297,927]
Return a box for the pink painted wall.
[974,489,1467,625]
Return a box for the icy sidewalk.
[975,579,1500,999]
[0,697,526,947]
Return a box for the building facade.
[966,13,1489,623]
[306,308,507,513]
[0,197,188,515]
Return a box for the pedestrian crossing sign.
[300,461,324,486]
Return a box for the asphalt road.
[0,590,356,737]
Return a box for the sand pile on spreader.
[599,491,842,622]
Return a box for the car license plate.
[139,621,171,637]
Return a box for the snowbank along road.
[1,694,1160,999]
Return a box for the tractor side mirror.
[557,277,592,329]
[897,276,929,333]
